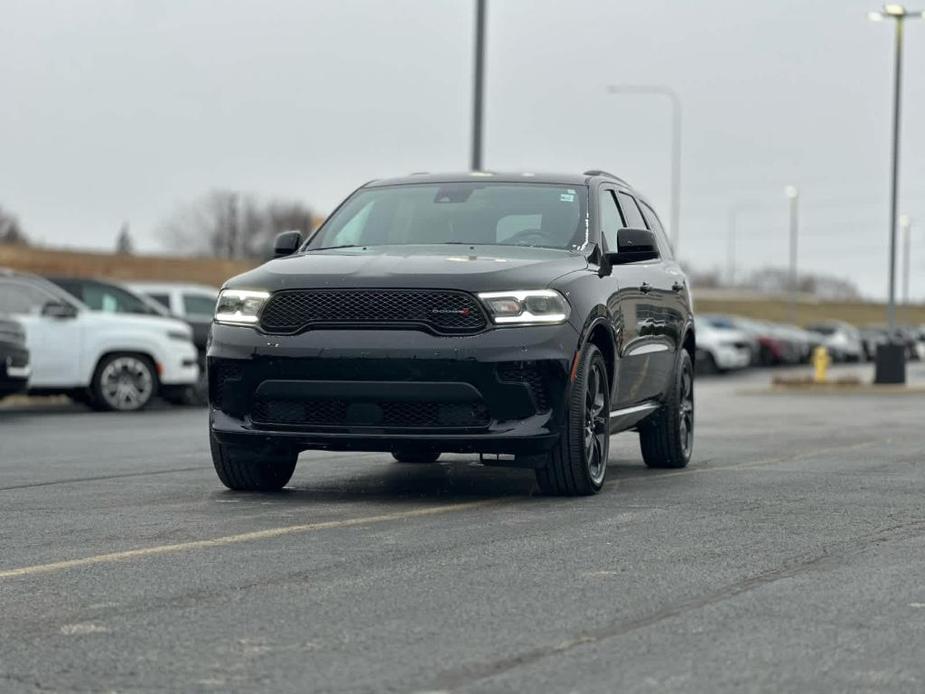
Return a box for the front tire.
[535,343,610,496]
[90,353,157,412]
[210,433,297,491]
[639,349,694,469]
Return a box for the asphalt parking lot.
[2,364,925,693]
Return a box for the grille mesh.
[259,289,487,335]
[252,398,490,429]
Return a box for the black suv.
[208,171,695,495]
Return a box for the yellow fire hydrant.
[812,345,831,384]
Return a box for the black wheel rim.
[679,362,694,457]
[584,361,609,485]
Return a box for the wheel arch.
[91,350,161,387]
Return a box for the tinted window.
[147,293,172,310]
[78,283,154,314]
[0,281,56,315]
[599,190,623,251]
[615,192,646,229]
[639,201,674,260]
[183,294,217,317]
[309,183,588,251]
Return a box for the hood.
[89,312,192,337]
[224,245,589,293]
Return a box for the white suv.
[0,270,199,411]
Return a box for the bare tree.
[0,206,28,245]
[115,222,134,254]
[159,191,315,260]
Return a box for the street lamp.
[470,0,487,171]
[868,4,922,384]
[785,186,800,324]
[606,85,682,254]
[901,214,912,304]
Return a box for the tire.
[535,342,610,496]
[639,349,694,469]
[90,353,157,412]
[391,447,441,464]
[210,433,297,491]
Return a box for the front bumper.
[157,341,200,386]
[208,323,580,455]
[0,343,30,393]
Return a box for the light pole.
[901,214,912,303]
[470,0,487,171]
[606,85,682,254]
[726,202,760,286]
[786,186,800,324]
[869,4,922,383]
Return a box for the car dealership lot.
[2,365,925,693]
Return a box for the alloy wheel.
[584,361,609,485]
[100,356,153,411]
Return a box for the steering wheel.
[504,229,548,246]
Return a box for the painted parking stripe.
[0,500,498,580]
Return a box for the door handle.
[640,281,652,294]
[672,281,685,292]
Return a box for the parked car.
[859,326,889,361]
[805,321,863,362]
[208,170,696,495]
[0,315,30,398]
[49,276,208,404]
[126,282,218,351]
[696,316,753,373]
[0,269,199,411]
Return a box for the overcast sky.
[2,0,924,298]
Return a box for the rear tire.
[391,447,441,464]
[639,349,694,469]
[210,434,297,491]
[535,343,610,496]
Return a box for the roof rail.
[582,169,626,183]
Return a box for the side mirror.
[606,228,660,265]
[273,230,303,258]
[41,301,78,319]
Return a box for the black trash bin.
[874,343,906,384]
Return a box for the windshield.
[306,182,588,251]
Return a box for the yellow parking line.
[0,500,499,580]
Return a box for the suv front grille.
[252,398,490,429]
[259,289,487,335]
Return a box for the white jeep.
[0,269,199,411]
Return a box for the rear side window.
[639,201,674,260]
[147,294,171,311]
[615,192,646,229]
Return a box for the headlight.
[477,289,570,325]
[214,289,270,326]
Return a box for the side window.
[599,190,623,251]
[183,294,218,317]
[0,281,54,315]
[147,293,172,311]
[639,201,674,260]
[81,285,150,314]
[615,192,646,229]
